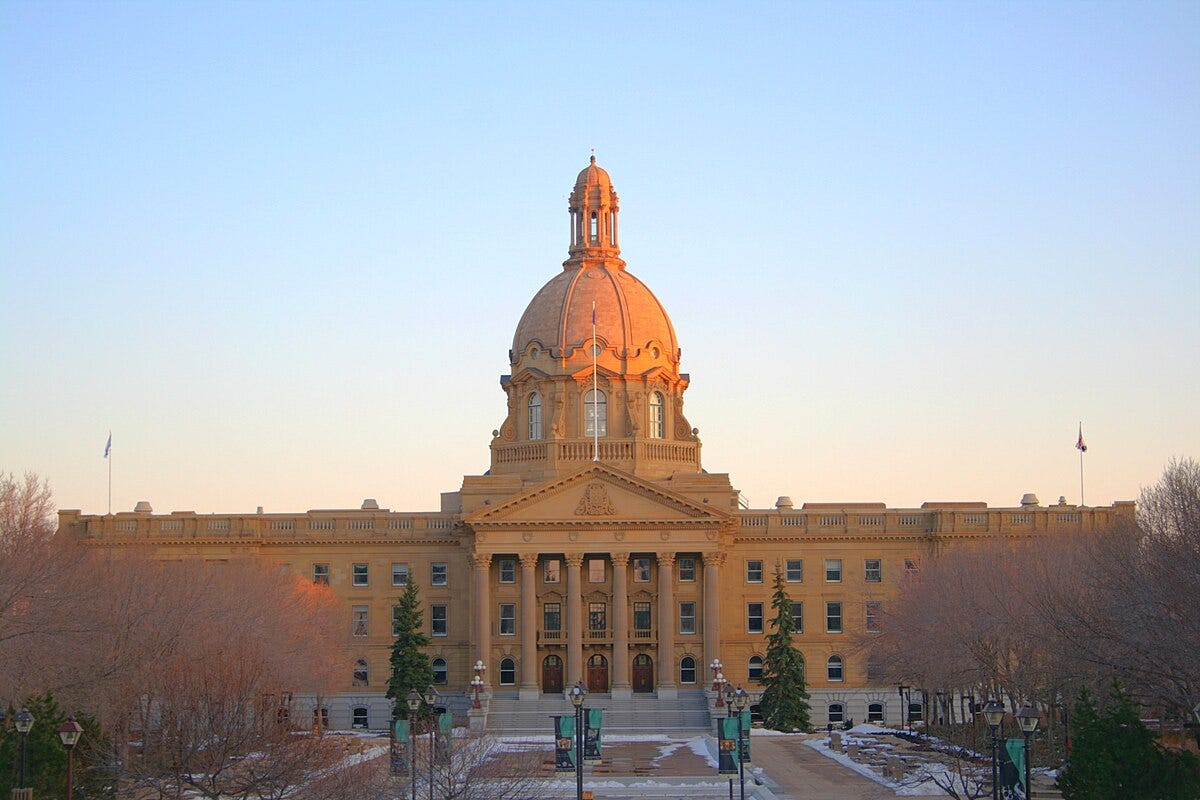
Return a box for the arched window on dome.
[528,393,542,440]
[584,389,607,438]
[589,212,598,243]
[649,392,665,439]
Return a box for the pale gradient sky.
[2,2,1197,515]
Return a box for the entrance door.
[632,654,654,693]
[586,654,609,693]
[542,655,563,694]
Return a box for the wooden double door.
[632,653,654,693]
[542,655,563,693]
[586,654,609,693]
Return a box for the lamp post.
[424,686,439,800]
[897,685,910,730]
[731,687,749,800]
[723,683,737,800]
[471,660,486,709]
[15,708,34,790]
[983,700,1005,800]
[569,681,587,800]
[406,689,422,800]
[1017,704,1039,800]
[58,714,85,800]
[710,659,724,707]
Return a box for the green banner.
[1006,738,1027,792]
[584,707,602,765]
[739,709,752,766]
[717,716,739,774]
[390,719,410,776]
[554,715,576,773]
[393,718,410,744]
[437,711,452,763]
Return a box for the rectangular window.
[431,604,448,636]
[633,601,651,631]
[633,557,651,582]
[588,558,605,583]
[312,563,330,585]
[678,557,696,582]
[792,601,803,633]
[747,602,764,634]
[588,602,607,632]
[543,602,561,632]
[865,559,882,583]
[352,563,369,586]
[499,558,516,584]
[825,559,842,582]
[391,605,402,637]
[679,601,696,634]
[498,603,516,635]
[826,601,843,633]
[391,563,410,586]
[544,559,561,583]
[786,559,803,582]
[746,560,763,583]
[352,605,369,637]
[431,562,448,586]
[866,601,883,633]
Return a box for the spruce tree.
[386,581,435,720]
[758,563,811,732]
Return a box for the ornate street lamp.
[897,685,910,730]
[15,708,34,790]
[722,683,737,800]
[471,660,486,709]
[423,686,439,800]
[1017,704,1039,800]
[58,715,85,800]
[569,681,587,800]
[710,659,724,707]
[406,689,422,800]
[982,701,1005,800]
[732,687,750,800]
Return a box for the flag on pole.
[104,431,112,459]
[1075,425,1087,453]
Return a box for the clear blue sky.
[2,1,1197,514]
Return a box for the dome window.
[584,389,607,438]
[649,392,665,439]
[528,393,542,440]
[589,212,598,243]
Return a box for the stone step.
[486,691,713,734]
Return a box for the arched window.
[352,658,368,687]
[868,702,885,723]
[827,655,844,682]
[828,703,845,724]
[499,657,516,685]
[748,655,764,682]
[649,392,664,439]
[583,389,607,437]
[908,701,924,722]
[432,658,448,685]
[679,656,696,684]
[351,706,369,729]
[528,393,542,440]
[589,212,598,242]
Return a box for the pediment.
[464,463,729,529]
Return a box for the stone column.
[518,553,540,699]
[703,551,724,672]
[565,552,584,689]
[472,553,492,687]
[611,552,631,698]
[656,551,677,698]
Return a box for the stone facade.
[57,158,1133,730]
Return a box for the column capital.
[656,551,676,568]
[519,553,540,570]
[702,551,726,568]
[611,552,630,568]
[470,552,493,570]
[564,552,585,569]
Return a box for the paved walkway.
[750,735,900,800]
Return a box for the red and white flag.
[1075,425,1087,453]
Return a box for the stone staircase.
[485,690,713,736]
[1031,774,1064,799]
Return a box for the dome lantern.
[566,155,622,268]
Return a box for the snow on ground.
[805,735,951,796]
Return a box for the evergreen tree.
[758,563,811,732]
[385,581,435,720]
[1060,684,1200,800]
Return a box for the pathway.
[750,734,908,800]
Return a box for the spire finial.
[590,147,596,164]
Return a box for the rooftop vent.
[775,496,794,509]
[1019,493,1040,507]
[361,498,380,510]
[133,501,153,513]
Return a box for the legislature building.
[58,158,1132,731]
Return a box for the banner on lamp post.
[1004,738,1027,798]
[739,708,752,767]
[436,711,452,764]
[717,717,739,774]
[390,719,410,776]
[584,708,603,765]
[554,715,576,774]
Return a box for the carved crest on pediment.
[575,482,617,516]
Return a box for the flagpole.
[592,301,599,462]
[1077,421,1085,507]
[107,432,112,515]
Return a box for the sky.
[2,1,1197,515]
